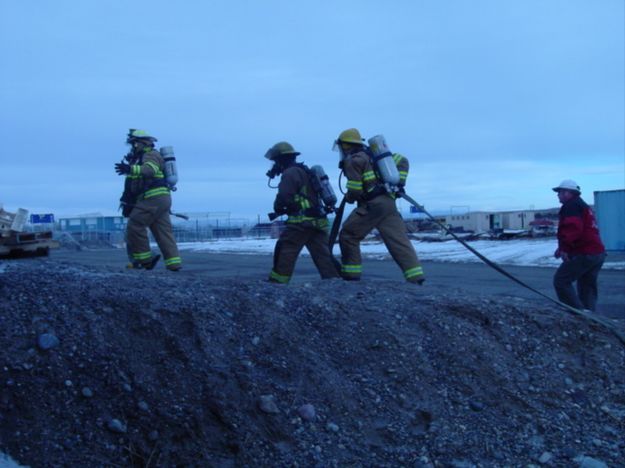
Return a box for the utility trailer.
[0,205,59,258]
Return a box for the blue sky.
[1,0,623,220]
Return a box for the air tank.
[159,146,178,190]
[367,134,400,186]
[310,165,337,208]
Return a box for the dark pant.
[339,195,424,282]
[270,223,340,283]
[127,195,182,270]
[553,253,606,311]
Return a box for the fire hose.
[329,192,624,345]
[398,192,625,345]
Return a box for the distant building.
[59,215,126,233]
[439,208,559,233]
[445,210,534,232]
[58,215,126,242]
[594,189,625,251]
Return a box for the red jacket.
[557,196,605,255]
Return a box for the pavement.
[46,248,625,320]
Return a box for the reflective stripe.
[131,165,141,176]
[270,270,290,283]
[363,170,377,182]
[144,187,170,199]
[346,180,363,190]
[145,161,160,173]
[286,215,317,223]
[341,264,362,273]
[286,217,329,230]
[132,251,152,260]
[392,154,402,164]
[404,266,424,279]
[165,257,182,266]
[294,194,311,210]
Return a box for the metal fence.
[21,211,285,245]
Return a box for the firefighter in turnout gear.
[334,128,424,284]
[115,129,182,271]
[265,141,340,283]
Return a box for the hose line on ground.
[399,192,625,346]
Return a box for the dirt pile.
[0,259,624,467]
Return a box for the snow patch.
[177,238,624,270]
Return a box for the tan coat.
[269,163,339,283]
[125,148,181,270]
[339,150,423,283]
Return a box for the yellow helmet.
[264,141,301,160]
[333,128,365,152]
[126,128,157,144]
[338,128,364,144]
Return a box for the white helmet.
[552,179,581,193]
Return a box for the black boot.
[142,254,161,270]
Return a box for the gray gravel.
[0,258,624,467]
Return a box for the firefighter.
[114,129,182,271]
[552,180,606,311]
[265,141,340,283]
[334,128,424,284]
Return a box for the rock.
[148,430,159,441]
[326,422,339,433]
[81,387,93,398]
[574,456,608,468]
[469,400,484,412]
[64,380,72,387]
[37,333,59,351]
[258,395,280,414]
[538,451,553,464]
[298,404,316,422]
[107,419,126,434]
[252,336,260,346]
[137,401,149,412]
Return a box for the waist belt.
[362,185,387,201]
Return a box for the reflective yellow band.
[270,270,290,283]
[132,251,152,260]
[145,161,160,173]
[144,187,170,199]
[404,266,424,279]
[341,264,362,273]
[363,170,377,182]
[165,257,182,266]
[286,215,317,223]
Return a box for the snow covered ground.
[178,238,625,270]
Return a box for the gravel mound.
[0,259,623,467]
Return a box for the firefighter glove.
[115,162,131,175]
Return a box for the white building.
[445,209,557,233]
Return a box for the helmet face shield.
[264,148,276,160]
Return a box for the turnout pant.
[270,222,340,283]
[127,195,182,270]
[553,253,606,311]
[339,195,424,283]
